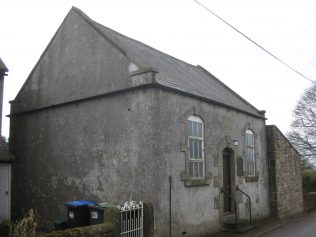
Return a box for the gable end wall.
[266,125,303,218]
[12,9,153,115]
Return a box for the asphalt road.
[261,211,316,237]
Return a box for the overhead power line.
[193,0,314,83]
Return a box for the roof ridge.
[71,7,127,57]
[72,7,198,71]
[14,6,149,101]
[13,7,265,118]
[196,65,262,115]
[75,7,263,116]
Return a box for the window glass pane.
[248,161,252,175]
[246,130,254,146]
[198,123,202,137]
[187,116,205,178]
[247,147,255,175]
[250,134,254,146]
[246,134,250,146]
[188,139,203,160]
[189,139,193,158]
[198,162,204,177]
[191,121,194,136]
[193,122,198,136]
[187,121,193,136]
[189,162,193,177]
[194,140,199,158]
[251,148,254,160]
[246,129,255,176]
[198,140,202,159]
[247,148,251,161]
[194,162,198,177]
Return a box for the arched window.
[187,115,205,178]
[245,129,255,176]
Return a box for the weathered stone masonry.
[266,125,303,218]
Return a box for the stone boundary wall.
[304,192,316,211]
[44,223,114,237]
[266,125,304,218]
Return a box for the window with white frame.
[187,115,205,178]
[245,129,255,176]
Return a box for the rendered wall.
[11,87,270,236]
[11,89,158,227]
[150,89,269,236]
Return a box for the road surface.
[261,211,316,237]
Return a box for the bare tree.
[288,83,316,169]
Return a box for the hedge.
[302,170,316,192]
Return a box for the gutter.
[154,83,266,120]
[9,83,266,120]
[8,84,153,117]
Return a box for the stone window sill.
[245,176,259,182]
[181,172,211,187]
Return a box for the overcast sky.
[1,0,316,137]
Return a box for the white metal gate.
[118,201,143,237]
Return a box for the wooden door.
[223,148,232,214]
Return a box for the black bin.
[65,200,96,228]
[88,203,108,225]
[54,220,68,230]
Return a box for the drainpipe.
[169,176,172,237]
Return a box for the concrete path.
[211,218,285,237]
[261,211,316,237]
[211,211,316,237]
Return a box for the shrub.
[302,170,316,192]
[0,209,37,237]
[13,209,37,237]
[0,219,13,237]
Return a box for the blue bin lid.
[65,200,96,207]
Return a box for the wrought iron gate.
[118,201,143,237]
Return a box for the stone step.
[222,222,256,233]
[223,213,239,224]
[222,214,255,233]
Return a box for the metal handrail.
[220,187,238,226]
[236,186,252,225]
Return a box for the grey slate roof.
[0,57,8,73]
[73,8,264,118]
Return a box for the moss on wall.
[44,223,113,237]
[143,202,154,237]
[103,204,120,237]
[304,192,316,211]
